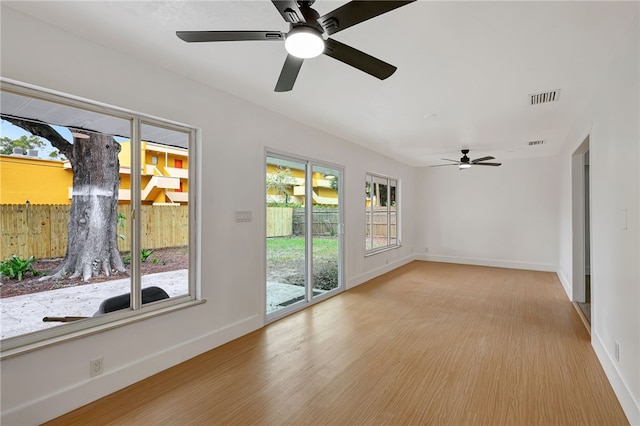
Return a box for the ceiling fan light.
[459,163,472,169]
[285,27,324,59]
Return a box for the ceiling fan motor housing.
[293,2,324,34]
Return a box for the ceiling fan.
[431,149,502,169]
[176,0,416,92]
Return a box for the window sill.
[1,298,207,360]
[365,244,401,257]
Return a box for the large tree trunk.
[1,116,127,281]
[57,133,127,281]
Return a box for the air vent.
[528,140,545,146]
[529,89,560,105]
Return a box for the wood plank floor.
[45,261,629,425]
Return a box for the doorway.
[571,137,591,326]
[265,153,343,320]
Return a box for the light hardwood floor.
[45,261,628,425]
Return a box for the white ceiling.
[4,1,638,166]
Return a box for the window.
[0,79,200,357]
[365,173,399,254]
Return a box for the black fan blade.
[441,158,460,163]
[272,0,305,24]
[474,162,502,166]
[471,156,495,163]
[430,164,458,167]
[275,54,304,92]
[319,1,416,35]
[176,31,284,43]
[323,38,396,80]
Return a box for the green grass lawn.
[267,236,338,260]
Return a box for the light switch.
[235,210,252,222]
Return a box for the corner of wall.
[347,254,418,289]
[556,269,572,299]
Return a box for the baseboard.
[348,254,557,289]
[417,254,557,272]
[592,331,640,425]
[347,255,416,289]
[1,314,263,426]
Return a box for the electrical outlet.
[424,246,429,253]
[614,342,620,362]
[90,357,103,377]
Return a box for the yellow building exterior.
[0,141,189,205]
[265,164,338,205]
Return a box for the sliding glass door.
[266,154,342,319]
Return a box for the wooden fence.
[292,208,339,236]
[0,204,188,260]
[267,207,394,238]
[266,207,293,237]
[366,208,397,238]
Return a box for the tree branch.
[0,114,74,160]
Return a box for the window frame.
[0,78,203,359]
[365,172,400,256]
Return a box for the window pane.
[0,92,132,338]
[139,123,190,301]
[312,165,339,295]
[372,179,389,249]
[266,156,306,314]
[365,175,373,251]
[389,181,397,246]
[365,173,399,254]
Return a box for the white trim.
[571,136,590,303]
[0,78,193,131]
[0,79,202,358]
[417,254,557,272]
[365,172,400,254]
[0,298,205,360]
[592,331,640,426]
[347,254,415,289]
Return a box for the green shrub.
[282,261,338,291]
[0,255,40,281]
[141,248,154,262]
[123,249,157,264]
[313,261,339,291]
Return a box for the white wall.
[557,13,640,424]
[419,156,561,271]
[2,4,638,425]
[0,7,419,424]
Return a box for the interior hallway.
[45,261,628,425]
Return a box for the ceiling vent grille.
[529,89,560,105]
[528,140,545,146]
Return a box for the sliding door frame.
[265,150,344,323]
